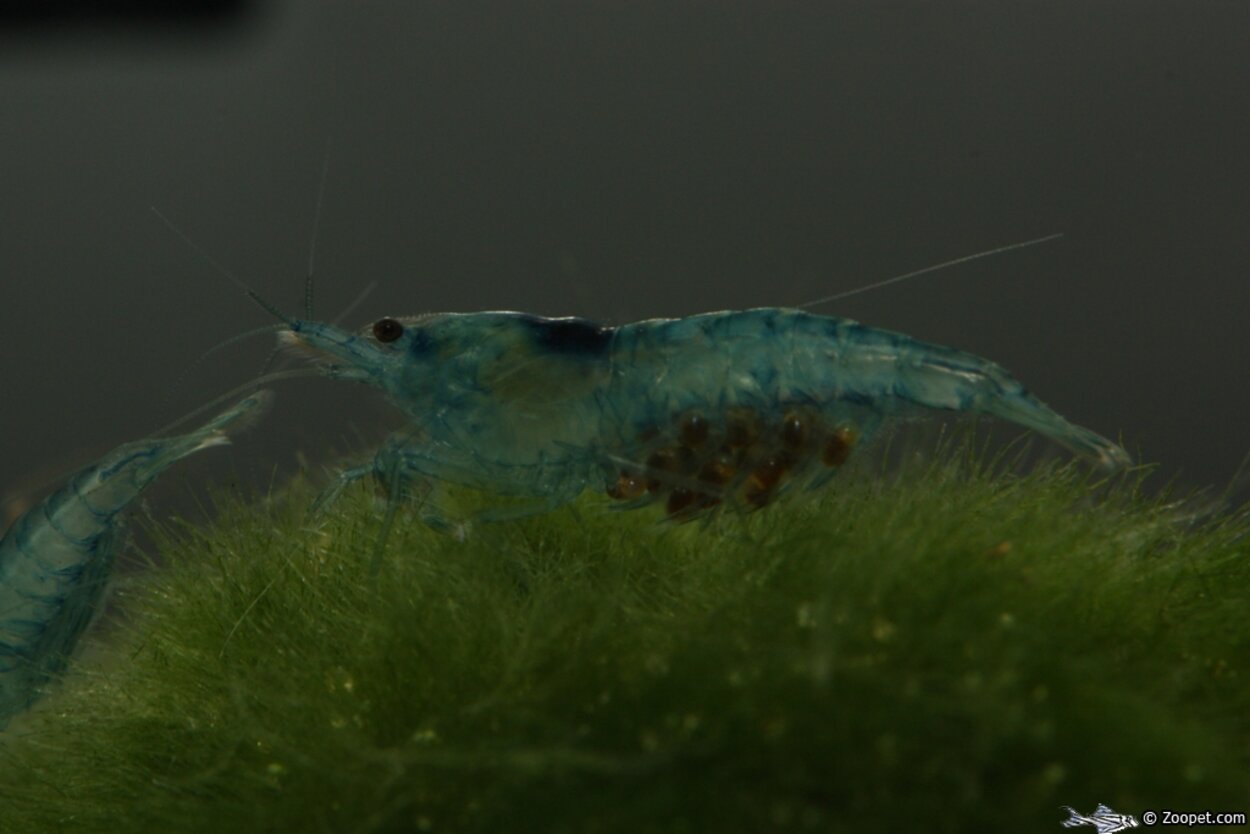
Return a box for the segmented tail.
[981,393,1131,471]
[899,346,1131,471]
[0,390,275,729]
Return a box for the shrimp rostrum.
[278,307,1129,530]
[0,392,271,728]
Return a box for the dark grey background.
[2,1,1248,521]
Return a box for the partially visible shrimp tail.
[0,390,273,728]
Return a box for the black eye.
[372,317,404,343]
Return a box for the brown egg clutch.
[606,407,859,519]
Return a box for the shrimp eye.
[372,317,404,343]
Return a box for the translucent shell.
[605,407,860,520]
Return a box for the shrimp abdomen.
[596,309,1128,518]
[627,308,1131,471]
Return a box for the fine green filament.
[0,448,1245,833]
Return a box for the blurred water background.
[2,1,1248,531]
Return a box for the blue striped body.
[284,308,1128,523]
[605,309,977,439]
[0,392,270,727]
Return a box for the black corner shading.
[0,0,255,27]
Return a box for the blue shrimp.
[275,308,1129,534]
[0,391,271,728]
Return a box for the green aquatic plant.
[0,448,1246,833]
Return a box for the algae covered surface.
[1,451,1247,833]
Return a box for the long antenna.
[305,136,333,319]
[797,232,1064,310]
[150,206,295,326]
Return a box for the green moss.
[1,450,1247,833]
